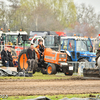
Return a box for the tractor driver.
[36,39,45,60]
[26,43,38,72]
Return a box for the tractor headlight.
[92,57,95,61]
[63,59,66,61]
[59,54,66,58]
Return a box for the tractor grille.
[59,54,66,58]
[58,61,65,63]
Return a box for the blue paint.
[48,63,50,65]
[61,37,96,62]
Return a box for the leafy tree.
[9,0,76,31]
[0,0,77,32]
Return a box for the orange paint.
[20,54,28,70]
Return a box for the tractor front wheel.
[64,72,73,76]
[47,64,57,75]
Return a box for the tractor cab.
[44,35,60,51]
[61,36,96,62]
[31,35,60,51]
[1,31,29,56]
[30,31,61,51]
[2,31,28,46]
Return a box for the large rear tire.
[83,68,100,77]
[96,51,100,68]
[47,64,57,75]
[17,50,28,72]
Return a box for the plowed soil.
[0,78,100,96]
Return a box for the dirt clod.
[89,94,96,97]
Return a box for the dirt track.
[0,79,100,96]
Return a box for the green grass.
[3,93,100,100]
[0,72,78,80]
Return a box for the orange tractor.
[17,35,73,75]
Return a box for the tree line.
[0,0,100,37]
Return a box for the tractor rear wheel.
[47,64,57,75]
[96,51,100,67]
[83,68,100,77]
[17,50,28,72]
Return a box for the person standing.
[7,48,14,67]
[1,47,9,67]
[26,43,38,72]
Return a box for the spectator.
[26,43,38,72]
[1,47,9,67]
[7,48,14,67]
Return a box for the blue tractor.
[61,36,96,72]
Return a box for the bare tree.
[7,0,20,31]
[67,3,100,37]
[30,3,64,31]
[0,1,8,31]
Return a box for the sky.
[74,0,100,14]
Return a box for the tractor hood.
[44,48,67,64]
[80,52,96,57]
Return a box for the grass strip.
[5,93,100,100]
[0,72,80,80]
